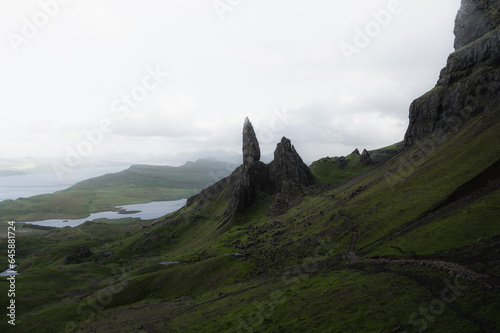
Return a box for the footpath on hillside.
[323,193,497,289]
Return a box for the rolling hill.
[0,159,238,222]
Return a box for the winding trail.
[323,193,494,287]
[75,227,93,240]
[359,258,490,284]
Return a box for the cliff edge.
[404,0,500,147]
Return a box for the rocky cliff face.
[187,118,315,216]
[404,0,500,147]
[454,0,499,50]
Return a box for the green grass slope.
[1,105,499,332]
[0,159,238,222]
[310,144,402,186]
[310,151,371,186]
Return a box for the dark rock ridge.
[187,118,315,216]
[404,0,500,147]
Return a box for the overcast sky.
[0,0,461,165]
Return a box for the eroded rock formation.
[187,118,315,216]
[404,0,500,147]
[269,137,315,192]
[454,0,499,50]
[360,149,374,166]
[242,117,260,164]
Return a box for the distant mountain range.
[0,151,281,177]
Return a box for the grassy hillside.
[310,151,371,186]
[0,159,237,222]
[310,144,403,186]
[1,105,498,332]
[310,153,369,186]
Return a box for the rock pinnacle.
[242,117,260,164]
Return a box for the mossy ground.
[0,109,499,332]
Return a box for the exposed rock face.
[360,149,374,166]
[338,156,348,168]
[267,181,305,217]
[187,118,316,216]
[269,137,315,192]
[454,0,498,50]
[404,0,500,148]
[226,161,269,215]
[242,117,260,164]
[226,118,268,214]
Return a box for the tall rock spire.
[188,118,316,217]
[242,117,260,164]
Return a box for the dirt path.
[358,258,494,286]
[324,193,493,287]
[75,227,94,240]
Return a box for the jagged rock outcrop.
[268,137,315,192]
[404,0,500,147]
[360,149,374,166]
[338,156,348,168]
[267,181,305,217]
[187,118,316,216]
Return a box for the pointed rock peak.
[242,117,260,164]
[279,136,292,149]
[273,137,297,160]
[360,149,374,166]
[352,148,360,155]
[270,136,315,190]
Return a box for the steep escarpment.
[187,118,315,215]
[454,0,500,50]
[404,0,500,147]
